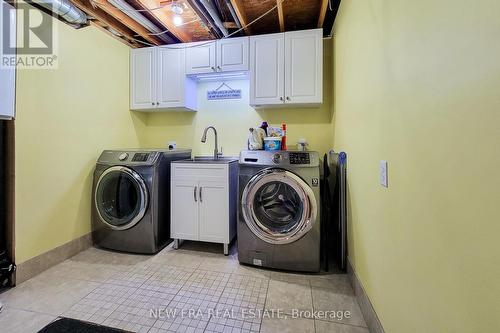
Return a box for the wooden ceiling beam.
[69,0,142,44]
[134,0,191,42]
[276,0,284,32]
[90,20,138,48]
[95,0,163,46]
[223,21,237,29]
[229,0,250,34]
[317,0,328,28]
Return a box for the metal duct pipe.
[225,0,241,29]
[108,0,174,44]
[30,0,87,25]
[186,0,223,39]
[199,0,229,37]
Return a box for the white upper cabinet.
[250,29,323,107]
[185,41,217,75]
[284,29,323,104]
[249,33,285,106]
[157,47,185,108]
[130,47,156,110]
[216,37,249,72]
[186,37,249,75]
[0,1,16,120]
[130,46,196,111]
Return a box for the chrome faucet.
[201,126,222,159]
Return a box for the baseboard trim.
[15,233,92,284]
[347,258,385,333]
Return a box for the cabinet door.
[198,181,228,243]
[185,41,216,75]
[130,47,156,110]
[216,37,249,72]
[0,1,16,119]
[157,47,185,108]
[249,33,285,106]
[171,181,199,241]
[284,29,323,104]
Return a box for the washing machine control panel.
[272,153,282,164]
[118,153,129,161]
[132,153,150,162]
[289,152,311,165]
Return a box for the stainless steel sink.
[180,156,238,164]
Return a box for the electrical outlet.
[380,160,388,187]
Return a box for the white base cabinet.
[171,162,238,255]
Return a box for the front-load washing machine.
[92,149,191,254]
[238,150,321,272]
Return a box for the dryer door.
[241,168,317,244]
[94,166,149,230]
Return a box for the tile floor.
[0,242,369,333]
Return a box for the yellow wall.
[332,1,500,332]
[15,20,147,263]
[141,40,334,155]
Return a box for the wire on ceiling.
[129,0,287,47]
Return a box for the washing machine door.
[94,166,149,231]
[242,168,317,244]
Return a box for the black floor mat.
[38,318,131,333]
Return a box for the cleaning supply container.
[264,137,282,151]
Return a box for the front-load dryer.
[237,150,321,272]
[92,149,191,254]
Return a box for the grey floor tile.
[315,320,370,333]
[149,251,205,269]
[40,260,119,283]
[232,264,272,279]
[197,253,239,273]
[0,307,56,333]
[311,286,366,327]
[309,274,353,295]
[0,275,99,316]
[69,247,151,269]
[265,280,313,315]
[270,271,312,286]
[260,317,315,333]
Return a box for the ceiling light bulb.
[171,2,184,15]
[173,15,183,26]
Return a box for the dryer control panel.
[240,150,319,167]
[289,152,311,165]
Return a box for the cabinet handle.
[194,186,197,202]
[217,66,221,71]
[151,102,155,106]
[279,97,284,101]
[199,187,203,202]
[286,96,291,101]
[156,102,159,105]
[211,66,215,71]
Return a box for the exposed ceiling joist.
[317,0,328,28]
[223,21,237,29]
[276,0,284,32]
[95,0,162,45]
[70,0,143,46]
[135,0,192,42]
[90,20,136,47]
[229,0,250,34]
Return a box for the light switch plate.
[380,160,388,187]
